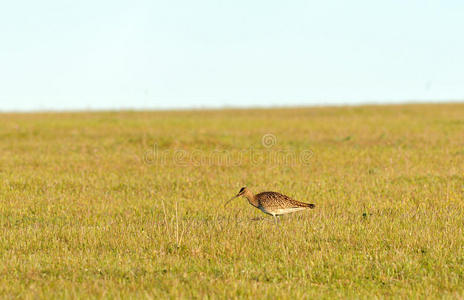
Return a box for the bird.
[225,187,315,224]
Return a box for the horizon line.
[1,98,463,114]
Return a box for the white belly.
[274,207,307,215]
[259,206,306,216]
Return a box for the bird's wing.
[256,191,309,208]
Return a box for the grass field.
[1,103,464,299]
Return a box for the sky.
[1,0,463,111]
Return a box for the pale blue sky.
[1,0,463,111]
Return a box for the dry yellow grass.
[1,103,464,298]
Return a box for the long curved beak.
[224,194,240,207]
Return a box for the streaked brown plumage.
[225,187,315,224]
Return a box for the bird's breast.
[257,205,273,216]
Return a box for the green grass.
[1,103,464,299]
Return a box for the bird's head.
[224,186,248,207]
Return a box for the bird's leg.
[273,215,278,226]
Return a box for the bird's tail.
[305,203,315,209]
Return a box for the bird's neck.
[244,192,258,207]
